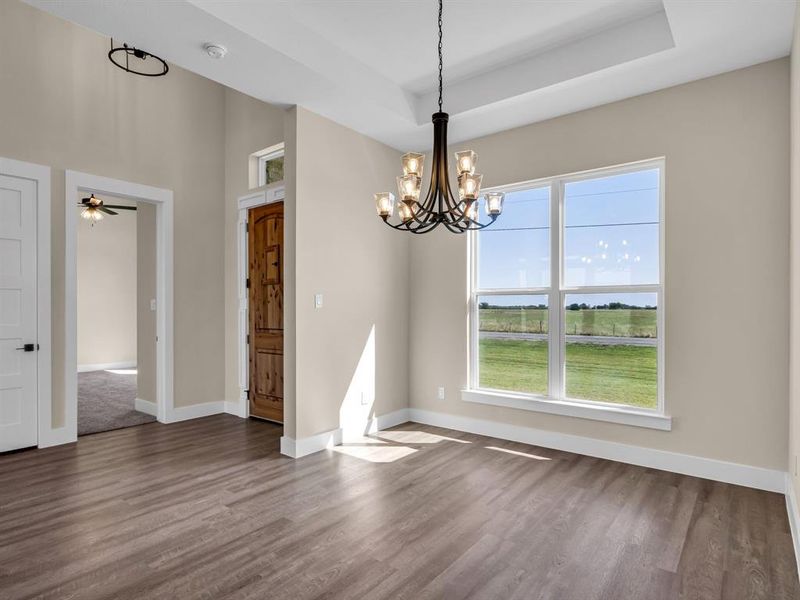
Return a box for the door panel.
[248,202,283,423]
[0,174,37,452]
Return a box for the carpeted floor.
[78,370,156,436]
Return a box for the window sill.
[461,389,672,431]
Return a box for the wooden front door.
[248,202,283,422]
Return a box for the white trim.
[0,157,52,450]
[65,171,174,438]
[462,389,672,430]
[77,361,136,373]
[373,408,411,432]
[168,401,225,423]
[349,408,413,437]
[134,398,158,417]
[406,408,785,493]
[280,427,342,459]
[468,157,666,418]
[785,474,800,580]
[224,399,247,418]
[235,183,286,420]
[255,143,285,188]
[38,426,74,449]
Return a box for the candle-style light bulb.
[455,150,477,175]
[374,192,395,218]
[485,191,504,216]
[401,152,425,177]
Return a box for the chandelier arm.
[384,218,441,234]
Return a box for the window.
[470,160,664,417]
[257,148,284,187]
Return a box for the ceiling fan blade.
[98,207,118,215]
[104,205,137,211]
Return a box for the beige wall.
[410,59,790,470]
[223,89,286,406]
[0,0,227,425]
[292,107,408,439]
[137,202,157,404]
[790,4,800,496]
[77,196,137,368]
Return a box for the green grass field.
[479,307,657,337]
[478,339,657,408]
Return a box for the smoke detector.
[204,43,227,59]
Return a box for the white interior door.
[0,174,38,452]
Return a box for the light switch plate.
[314,293,323,308]
[150,299,156,311]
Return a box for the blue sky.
[478,168,659,308]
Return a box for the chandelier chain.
[438,0,443,112]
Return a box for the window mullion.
[548,179,562,401]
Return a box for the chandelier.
[374,0,504,234]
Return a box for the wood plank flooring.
[0,415,797,600]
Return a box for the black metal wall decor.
[374,0,504,234]
[108,39,169,77]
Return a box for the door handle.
[15,344,36,352]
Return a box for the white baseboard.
[77,361,136,373]
[166,401,225,423]
[406,408,786,493]
[134,398,158,417]
[374,408,411,432]
[786,474,800,578]
[224,399,247,418]
[280,427,343,459]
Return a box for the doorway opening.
[236,184,285,423]
[76,194,157,435]
[65,171,173,441]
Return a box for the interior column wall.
[293,107,408,440]
[223,88,286,408]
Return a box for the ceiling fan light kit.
[375,0,504,234]
[78,194,137,227]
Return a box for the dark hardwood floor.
[0,415,797,600]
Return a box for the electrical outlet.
[150,298,156,311]
[360,391,368,406]
[437,386,445,400]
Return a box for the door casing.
[235,184,285,419]
[65,171,174,439]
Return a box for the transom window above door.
[469,159,664,419]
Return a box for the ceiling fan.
[78,194,137,224]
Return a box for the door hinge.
[246,334,250,345]
[246,277,250,289]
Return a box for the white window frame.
[465,158,670,431]
[256,144,285,188]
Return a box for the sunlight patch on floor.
[334,444,417,463]
[485,446,550,460]
[377,430,470,445]
[106,368,137,375]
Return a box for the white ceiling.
[26,0,796,151]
